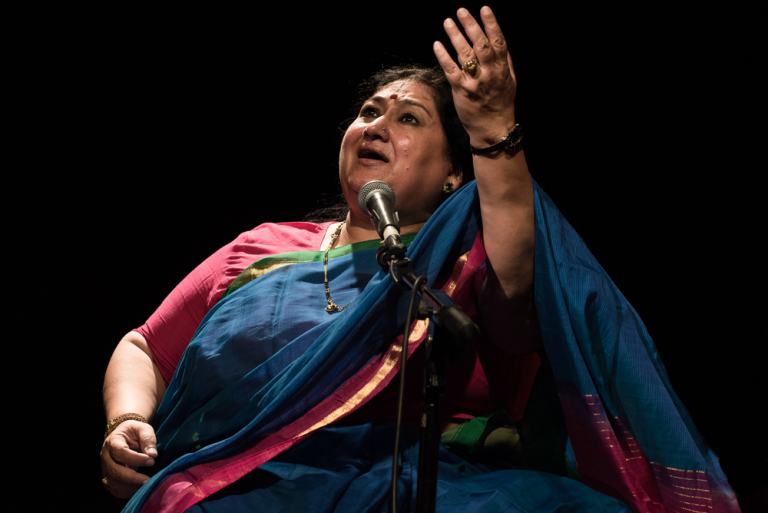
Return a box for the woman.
[101,7,739,512]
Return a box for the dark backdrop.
[38,2,764,510]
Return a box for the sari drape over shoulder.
[122,181,739,513]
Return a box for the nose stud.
[382,127,386,132]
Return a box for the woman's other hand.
[100,420,157,499]
[433,6,517,146]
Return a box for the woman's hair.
[303,65,473,223]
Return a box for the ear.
[450,165,463,189]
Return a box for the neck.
[337,210,427,247]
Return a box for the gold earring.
[442,182,454,194]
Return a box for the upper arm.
[124,330,168,404]
[478,255,542,355]
[472,149,539,354]
[133,222,327,384]
[134,237,250,384]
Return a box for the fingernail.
[482,6,493,15]
[444,18,455,27]
[145,458,155,467]
[458,8,469,17]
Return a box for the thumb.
[137,424,158,458]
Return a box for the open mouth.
[357,148,388,162]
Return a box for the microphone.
[357,181,400,241]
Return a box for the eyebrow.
[369,95,433,118]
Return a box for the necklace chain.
[324,221,352,312]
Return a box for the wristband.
[469,124,523,155]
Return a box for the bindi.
[388,94,397,105]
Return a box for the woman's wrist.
[105,413,148,439]
[466,116,516,148]
[469,123,522,157]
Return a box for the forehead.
[373,80,436,109]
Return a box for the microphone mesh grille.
[357,181,396,216]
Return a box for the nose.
[363,115,390,142]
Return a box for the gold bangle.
[104,413,147,439]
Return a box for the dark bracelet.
[469,124,523,155]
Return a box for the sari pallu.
[123,180,738,513]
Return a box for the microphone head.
[357,180,395,216]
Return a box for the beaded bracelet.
[104,413,147,439]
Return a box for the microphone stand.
[377,239,480,513]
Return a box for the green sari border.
[222,233,417,299]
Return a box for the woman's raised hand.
[100,421,157,499]
[433,6,517,147]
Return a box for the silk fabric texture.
[123,180,738,513]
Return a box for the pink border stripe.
[558,384,740,512]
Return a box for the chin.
[345,171,394,195]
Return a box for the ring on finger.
[102,476,110,490]
[462,58,478,74]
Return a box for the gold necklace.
[324,221,352,312]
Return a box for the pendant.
[326,305,336,312]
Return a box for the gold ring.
[462,59,478,74]
[102,476,110,490]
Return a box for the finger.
[433,41,463,85]
[442,17,475,67]
[106,469,149,499]
[479,6,509,61]
[456,8,495,65]
[102,446,151,498]
[109,459,152,487]
[111,442,156,466]
[115,421,158,457]
[135,424,158,458]
[108,434,156,467]
[507,52,517,80]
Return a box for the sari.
[123,180,739,513]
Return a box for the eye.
[360,106,379,118]
[401,113,419,125]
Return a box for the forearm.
[432,6,537,351]
[474,144,535,298]
[103,331,167,422]
[473,137,539,354]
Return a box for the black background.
[34,2,765,510]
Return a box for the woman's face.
[339,80,460,226]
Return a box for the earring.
[442,182,454,194]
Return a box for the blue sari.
[123,180,738,513]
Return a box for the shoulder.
[210,220,334,303]
[234,221,335,252]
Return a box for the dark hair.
[303,65,473,222]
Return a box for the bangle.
[104,413,147,439]
[469,124,523,155]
